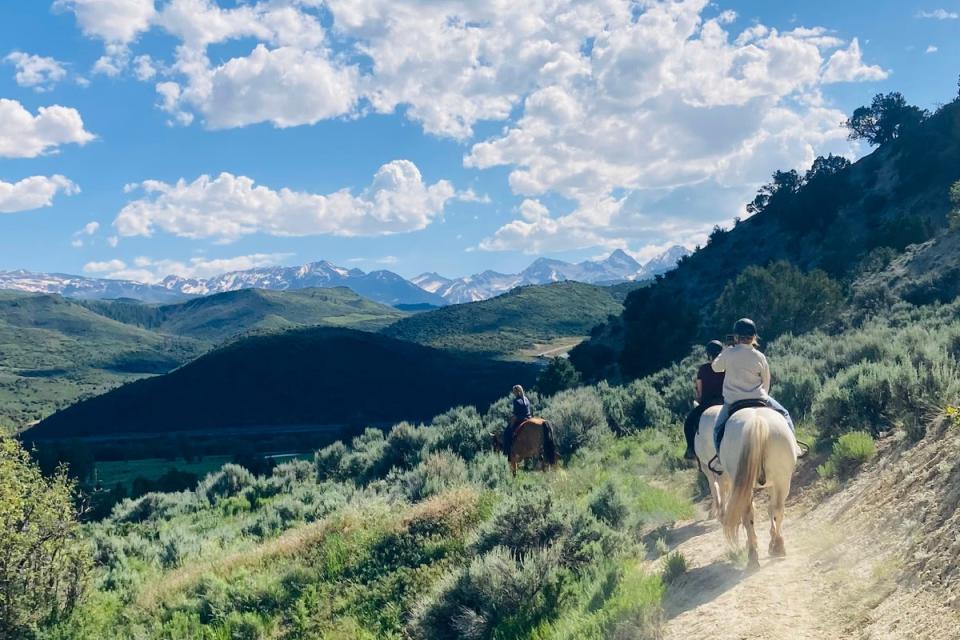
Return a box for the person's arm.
[760,354,771,392]
[711,349,727,373]
[695,378,703,403]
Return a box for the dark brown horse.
[492,418,560,475]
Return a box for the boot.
[683,446,696,460]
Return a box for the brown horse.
[492,418,560,476]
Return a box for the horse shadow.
[643,521,711,561]
[661,559,746,620]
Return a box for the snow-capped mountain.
[415,246,690,303]
[0,270,185,303]
[0,247,688,307]
[0,261,447,307]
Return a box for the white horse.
[719,407,798,569]
[693,405,731,521]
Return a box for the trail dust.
[653,419,960,640]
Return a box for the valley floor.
[655,422,960,640]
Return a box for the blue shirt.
[513,396,532,421]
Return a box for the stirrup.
[707,454,723,475]
[796,440,810,458]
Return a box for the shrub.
[536,357,582,397]
[474,491,570,560]
[468,451,510,489]
[812,362,901,439]
[197,464,255,504]
[431,406,489,461]
[111,491,193,524]
[383,422,432,472]
[661,551,688,584]
[315,441,348,481]
[543,387,608,457]
[403,451,470,502]
[561,513,627,571]
[409,546,564,640]
[817,431,876,479]
[773,356,821,420]
[623,380,672,431]
[588,482,629,529]
[0,439,90,636]
[340,428,390,482]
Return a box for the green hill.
[381,281,624,357]
[83,287,407,342]
[573,96,960,381]
[0,292,204,431]
[26,327,536,439]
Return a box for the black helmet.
[734,318,757,338]
[705,340,723,358]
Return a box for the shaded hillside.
[84,287,407,342]
[381,281,624,357]
[0,292,204,430]
[27,327,536,439]
[574,98,960,380]
[854,229,960,306]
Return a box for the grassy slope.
[0,292,205,430]
[382,281,624,357]
[27,327,536,439]
[84,287,408,342]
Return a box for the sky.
[0,1,957,282]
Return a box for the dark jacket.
[512,395,532,422]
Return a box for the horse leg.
[743,500,760,570]
[707,473,721,520]
[509,456,518,477]
[768,484,787,558]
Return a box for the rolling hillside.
[382,281,624,357]
[83,287,407,342]
[0,292,204,431]
[27,327,536,439]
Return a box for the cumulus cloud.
[0,99,95,158]
[113,160,460,241]
[53,0,156,43]
[926,45,939,54]
[5,52,68,90]
[0,175,79,214]
[84,253,293,283]
[821,38,888,83]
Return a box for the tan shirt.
[711,344,770,403]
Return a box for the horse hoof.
[747,549,760,570]
[769,540,786,558]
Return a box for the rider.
[711,318,795,452]
[503,384,532,456]
[683,340,725,460]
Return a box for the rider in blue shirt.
[503,384,532,454]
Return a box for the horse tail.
[721,412,769,543]
[542,421,559,466]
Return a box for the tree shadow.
[662,560,746,620]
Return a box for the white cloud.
[85,253,292,283]
[133,54,157,79]
[0,99,95,158]
[81,221,100,235]
[926,45,939,54]
[54,0,156,43]
[0,175,79,213]
[821,38,888,83]
[113,160,460,241]
[107,235,119,247]
[4,52,68,90]
[166,44,358,129]
[916,9,959,20]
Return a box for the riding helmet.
[705,340,724,358]
[733,318,757,338]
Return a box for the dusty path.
[654,427,960,640]
[658,508,848,640]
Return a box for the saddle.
[728,398,769,417]
[515,417,546,436]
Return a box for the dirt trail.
[655,424,960,640]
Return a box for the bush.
[111,491,194,524]
[536,357,582,397]
[622,380,672,431]
[431,406,489,461]
[402,451,470,502]
[474,491,570,560]
[197,464,255,504]
[409,546,564,640]
[340,428,390,482]
[812,362,902,439]
[589,482,629,529]
[0,439,90,636]
[661,551,688,584]
[543,387,608,457]
[383,422,431,472]
[773,356,821,421]
[315,441,348,481]
[817,431,876,479]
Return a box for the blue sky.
[0,1,957,281]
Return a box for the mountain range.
[412,246,690,303]
[0,246,689,307]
